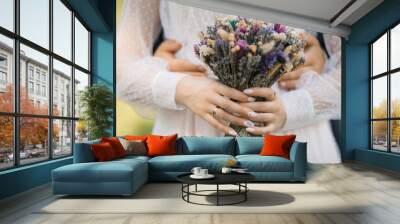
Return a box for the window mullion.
[388,30,391,152]
[13,0,21,167]
[71,10,76,155]
[48,0,54,160]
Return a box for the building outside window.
[370,23,400,154]
[0,54,7,88]
[0,0,91,170]
[28,66,34,80]
[28,81,34,94]
[41,85,46,97]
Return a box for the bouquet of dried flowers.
[194,16,305,136]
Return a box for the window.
[0,54,8,87]
[0,71,7,84]
[371,23,400,154]
[35,83,40,95]
[0,54,7,67]
[35,70,40,81]
[0,0,14,31]
[28,81,34,94]
[0,0,91,170]
[42,85,46,97]
[28,67,34,80]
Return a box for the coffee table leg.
[216,184,219,206]
[245,183,247,201]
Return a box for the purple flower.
[237,40,247,49]
[276,50,287,62]
[252,23,260,33]
[194,44,200,55]
[215,39,224,48]
[274,24,286,33]
[263,50,287,71]
[239,26,247,33]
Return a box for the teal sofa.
[52,137,307,196]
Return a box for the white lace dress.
[117,0,342,163]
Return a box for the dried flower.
[195,16,305,136]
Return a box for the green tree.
[79,84,113,140]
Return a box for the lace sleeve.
[281,35,341,130]
[117,0,186,110]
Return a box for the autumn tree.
[0,85,59,152]
[372,99,400,143]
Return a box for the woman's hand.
[176,75,258,136]
[240,87,287,135]
[278,32,326,90]
[154,39,207,76]
[155,40,257,135]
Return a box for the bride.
[117,0,342,164]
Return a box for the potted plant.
[79,84,113,140]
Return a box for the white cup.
[221,167,232,174]
[191,167,202,176]
[200,169,208,176]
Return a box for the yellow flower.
[226,159,237,167]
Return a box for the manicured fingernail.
[248,111,257,117]
[246,127,255,132]
[243,89,253,94]
[198,65,206,71]
[228,130,238,136]
[244,120,255,127]
[248,97,256,102]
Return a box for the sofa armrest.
[289,142,307,181]
[73,141,99,163]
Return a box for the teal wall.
[344,0,400,171]
[0,0,116,200]
[0,158,72,199]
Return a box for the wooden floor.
[1,162,400,224]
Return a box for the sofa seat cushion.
[149,154,235,172]
[236,155,293,172]
[53,159,147,183]
[117,155,150,162]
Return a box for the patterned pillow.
[119,138,147,156]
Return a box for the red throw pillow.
[124,135,148,141]
[259,134,296,159]
[91,142,117,162]
[101,137,127,158]
[146,134,178,157]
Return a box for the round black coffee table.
[177,173,255,206]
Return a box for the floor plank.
[1,162,400,224]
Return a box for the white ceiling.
[225,0,352,21]
[168,0,384,37]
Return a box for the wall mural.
[116,0,342,163]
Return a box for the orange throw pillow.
[259,134,296,159]
[124,135,148,141]
[91,142,117,162]
[146,134,178,157]
[101,137,127,158]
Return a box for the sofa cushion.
[101,137,127,158]
[149,154,235,172]
[177,137,236,155]
[53,158,147,183]
[236,137,263,155]
[119,138,147,156]
[147,134,178,157]
[259,134,296,159]
[236,155,293,172]
[91,142,118,161]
